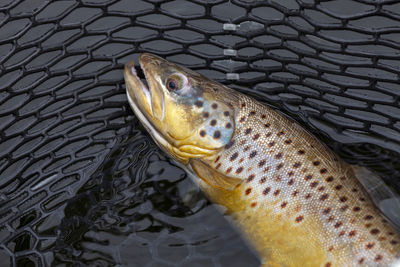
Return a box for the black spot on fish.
[236,167,243,174]
[224,111,230,116]
[263,187,270,195]
[326,176,334,182]
[247,174,255,182]
[277,131,285,136]
[213,131,221,139]
[245,128,252,135]
[200,130,206,137]
[249,151,257,158]
[210,119,217,126]
[225,140,235,149]
[212,103,218,109]
[203,112,209,118]
[195,100,203,108]
[230,152,238,161]
[293,162,301,168]
[225,122,232,129]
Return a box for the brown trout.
[124,53,400,266]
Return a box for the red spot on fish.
[366,243,375,249]
[245,188,252,195]
[276,163,283,170]
[323,207,331,215]
[284,139,292,144]
[370,229,380,235]
[251,202,257,208]
[334,222,343,228]
[364,215,373,220]
[295,215,304,223]
[268,141,275,147]
[375,255,383,262]
[349,230,357,237]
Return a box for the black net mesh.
[0,0,400,266]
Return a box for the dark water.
[1,0,400,266]
[51,133,260,266]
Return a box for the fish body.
[124,53,400,266]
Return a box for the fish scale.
[124,53,400,267]
[201,94,400,266]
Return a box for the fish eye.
[166,74,187,93]
[167,78,178,91]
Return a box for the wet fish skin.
[124,53,400,266]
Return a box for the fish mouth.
[124,57,170,151]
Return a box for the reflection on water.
[52,131,260,266]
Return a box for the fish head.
[124,53,235,164]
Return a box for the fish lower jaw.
[126,88,169,151]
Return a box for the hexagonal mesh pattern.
[0,0,399,266]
